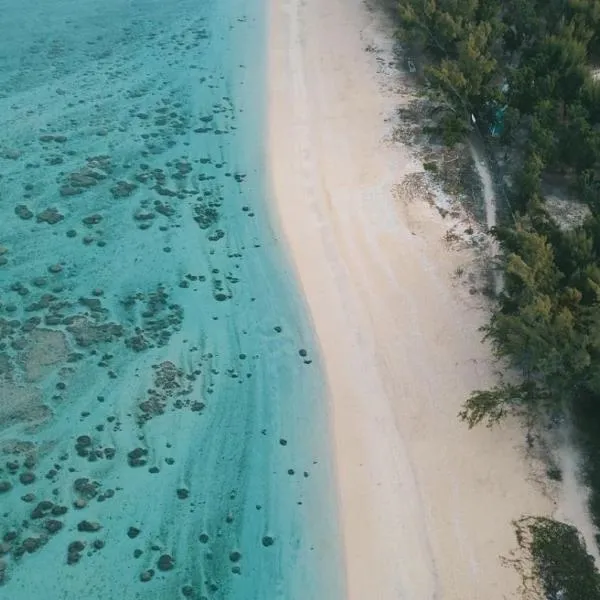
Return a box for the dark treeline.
[397,0,600,564]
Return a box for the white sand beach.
[268,0,556,598]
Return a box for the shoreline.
[268,0,555,597]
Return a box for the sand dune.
[268,0,556,597]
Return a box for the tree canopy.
[397,0,600,545]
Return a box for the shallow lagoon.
[0,0,344,597]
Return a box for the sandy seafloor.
[0,0,345,598]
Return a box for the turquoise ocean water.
[0,0,345,598]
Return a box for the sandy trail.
[269,0,555,598]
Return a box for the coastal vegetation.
[512,517,600,599]
[394,0,600,594]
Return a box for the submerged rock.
[45,519,64,534]
[59,186,82,197]
[76,435,92,447]
[110,180,137,198]
[181,585,194,597]
[82,214,103,225]
[157,554,174,571]
[15,204,33,220]
[36,208,64,225]
[19,472,36,485]
[31,500,54,518]
[2,148,21,160]
[127,447,148,467]
[68,540,85,553]
[22,537,42,553]
[77,520,101,533]
[65,317,123,347]
[73,477,99,499]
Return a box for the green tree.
[426,20,499,107]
